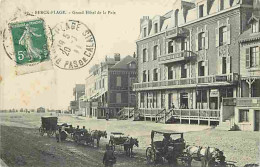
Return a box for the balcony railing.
[138,108,220,120]
[223,97,260,107]
[158,50,195,64]
[133,73,238,91]
[165,27,186,39]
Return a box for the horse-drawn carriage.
[146,130,191,166]
[73,128,94,146]
[109,132,139,157]
[39,116,58,137]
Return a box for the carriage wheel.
[146,147,156,164]
[39,127,44,136]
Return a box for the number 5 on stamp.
[9,19,49,65]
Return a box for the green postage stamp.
[3,17,53,75]
[9,19,49,65]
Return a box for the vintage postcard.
[0,0,260,167]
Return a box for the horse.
[123,137,139,157]
[91,130,107,147]
[184,145,220,167]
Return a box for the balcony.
[223,97,260,107]
[165,27,186,39]
[133,73,238,91]
[158,50,196,64]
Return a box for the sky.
[0,0,176,110]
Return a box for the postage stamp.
[9,19,49,65]
[2,12,53,75]
[51,20,96,70]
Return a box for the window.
[222,57,227,74]
[168,67,173,80]
[143,48,147,62]
[143,70,147,82]
[199,5,204,18]
[198,32,206,50]
[251,47,260,67]
[219,26,227,46]
[116,93,121,103]
[116,76,121,87]
[252,21,259,33]
[153,68,158,81]
[102,78,105,88]
[198,61,205,76]
[220,0,224,11]
[181,64,187,78]
[147,70,150,82]
[239,110,249,122]
[153,45,158,60]
[154,23,158,33]
[196,90,207,109]
[168,41,174,53]
[130,78,135,87]
[143,27,147,37]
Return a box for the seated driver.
[162,134,173,154]
[163,134,173,146]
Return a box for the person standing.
[103,144,116,167]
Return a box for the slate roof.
[110,55,136,69]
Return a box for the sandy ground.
[0,112,259,167]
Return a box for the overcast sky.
[0,0,175,110]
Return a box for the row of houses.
[70,0,260,131]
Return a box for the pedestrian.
[103,144,116,167]
[171,102,175,109]
[106,112,109,121]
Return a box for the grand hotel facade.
[133,0,260,130]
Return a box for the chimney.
[114,53,120,61]
[133,52,136,58]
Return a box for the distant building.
[37,107,45,113]
[70,84,85,114]
[85,54,137,119]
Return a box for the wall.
[234,107,255,131]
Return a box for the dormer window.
[199,5,204,18]
[143,27,147,37]
[154,23,158,34]
[252,20,259,33]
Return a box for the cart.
[39,116,58,137]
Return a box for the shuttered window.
[246,48,250,68]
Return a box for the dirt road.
[0,125,149,167]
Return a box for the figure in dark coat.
[103,144,116,167]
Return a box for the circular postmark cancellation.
[3,13,53,67]
[51,20,96,70]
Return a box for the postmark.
[51,20,96,70]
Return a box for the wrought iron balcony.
[133,73,239,91]
[165,27,186,39]
[158,50,196,64]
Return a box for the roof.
[110,55,136,69]
[151,130,183,135]
[163,10,173,18]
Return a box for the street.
[0,112,259,167]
